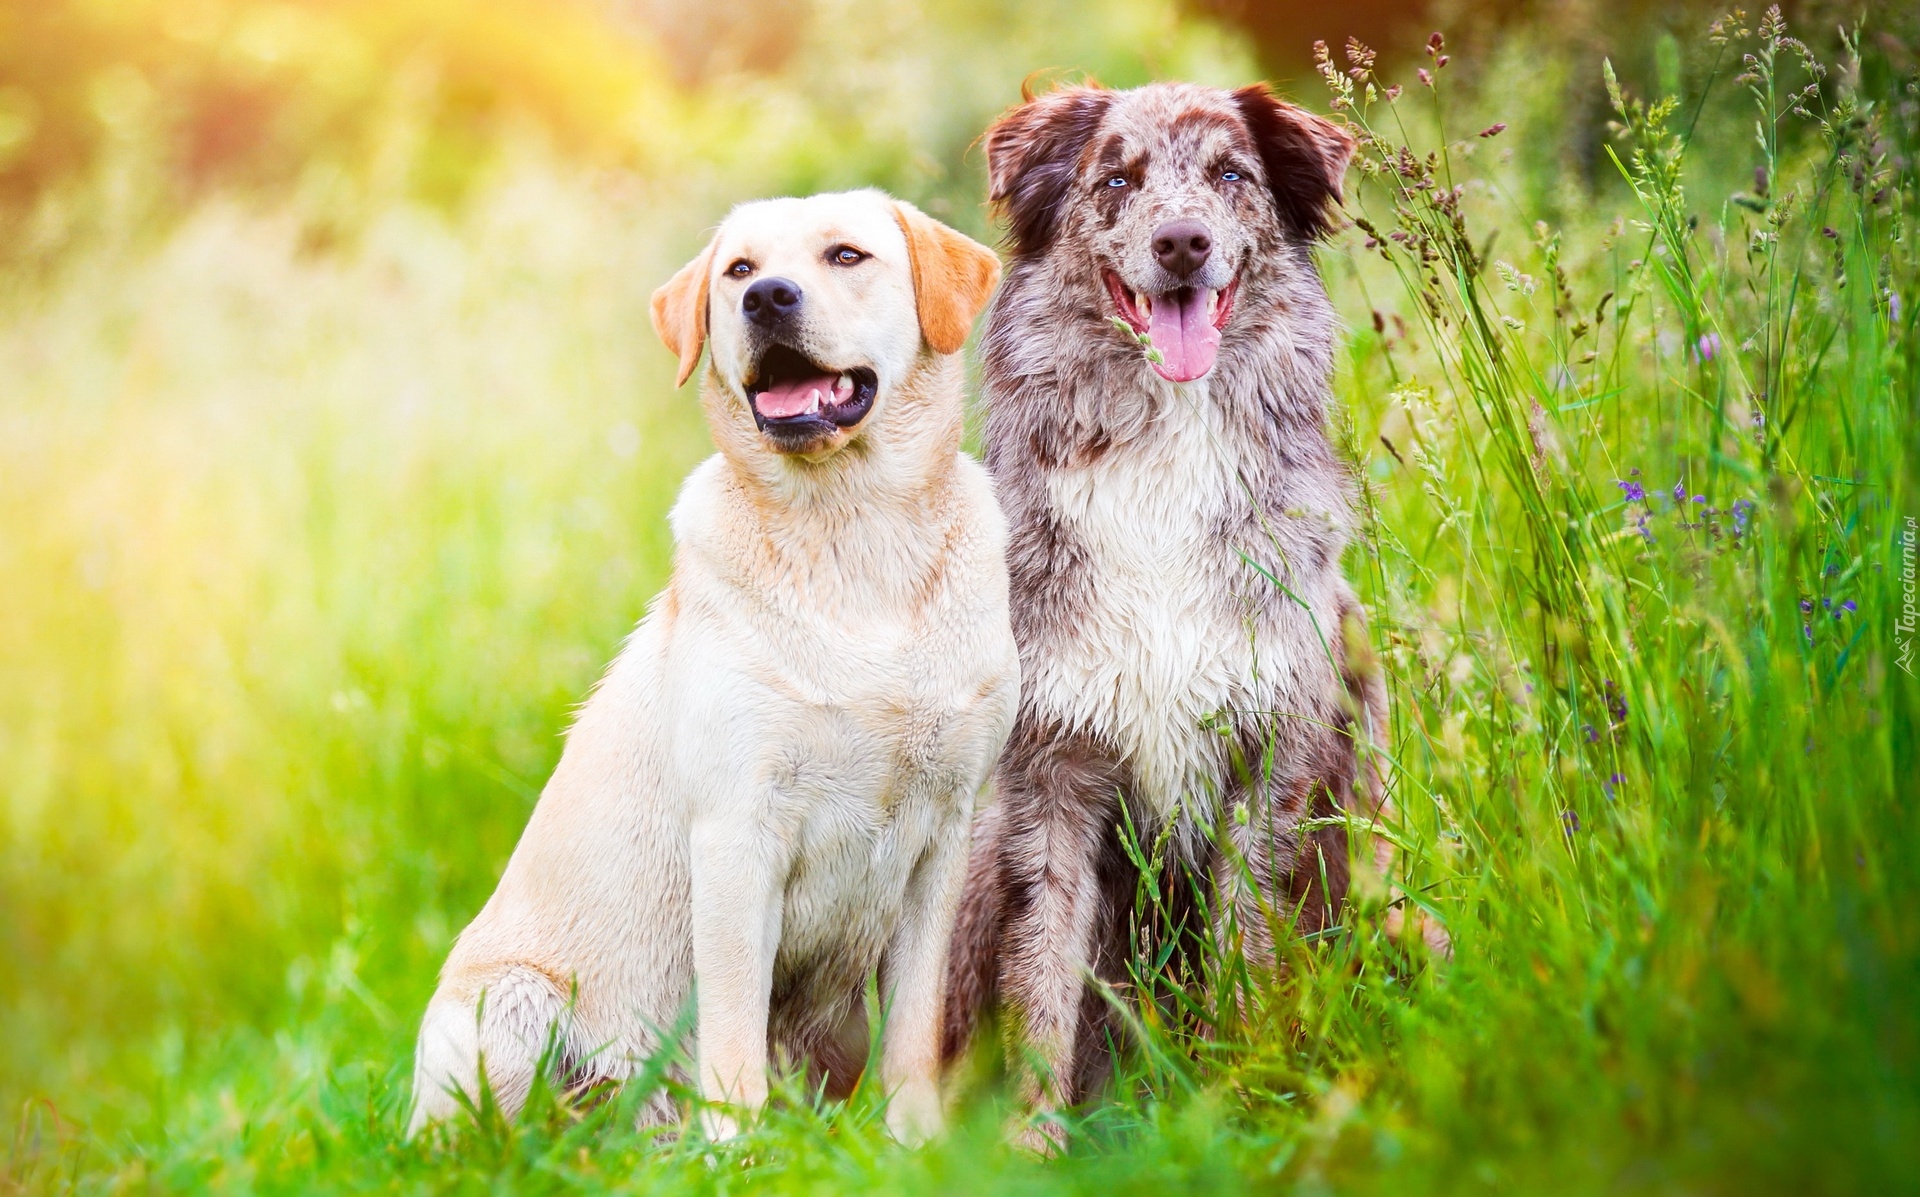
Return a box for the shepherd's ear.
[893,202,1002,355]
[650,236,719,387]
[983,84,1113,257]
[1230,85,1356,241]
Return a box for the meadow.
[2,2,1916,1192]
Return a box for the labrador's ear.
[1230,84,1356,241]
[650,236,719,387]
[892,202,1002,356]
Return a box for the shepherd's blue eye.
[1221,170,1243,182]
[1106,175,1128,188]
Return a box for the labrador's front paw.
[884,1079,944,1146]
[697,1104,743,1144]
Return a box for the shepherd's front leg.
[878,808,973,1144]
[689,815,784,1140]
[993,726,1129,1119]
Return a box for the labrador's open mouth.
[1105,271,1237,383]
[746,346,877,446]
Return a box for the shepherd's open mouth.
[1105,271,1237,383]
[746,346,877,443]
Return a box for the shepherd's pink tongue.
[755,373,839,419]
[1147,289,1220,382]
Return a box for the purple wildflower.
[1695,332,1721,362]
[1673,479,1689,504]
[1603,772,1625,800]
[1731,499,1755,533]
[1583,723,1599,743]
[1617,479,1646,502]
[1603,680,1628,725]
[1562,809,1582,834]
[1800,599,1814,614]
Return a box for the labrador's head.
[651,190,1000,461]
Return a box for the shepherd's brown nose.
[1152,220,1212,278]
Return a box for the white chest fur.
[759,668,989,994]
[1026,385,1285,818]
[664,453,1020,1001]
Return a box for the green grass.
[3,9,1917,1194]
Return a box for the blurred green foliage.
[0,0,1257,1140]
[0,0,1261,263]
[1,1,1917,1193]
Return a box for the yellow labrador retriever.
[409,190,1015,1143]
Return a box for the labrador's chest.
[763,572,1015,812]
[752,576,1016,1007]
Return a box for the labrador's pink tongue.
[1147,289,1220,382]
[755,373,838,419]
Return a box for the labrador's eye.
[1221,169,1243,182]
[829,245,868,266]
[1105,175,1129,189]
[727,259,754,277]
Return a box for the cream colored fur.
[408,190,1015,1145]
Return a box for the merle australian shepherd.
[941,81,1391,1111]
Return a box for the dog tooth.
[1136,291,1151,320]
[1205,289,1218,318]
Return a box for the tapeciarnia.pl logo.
[1899,516,1917,676]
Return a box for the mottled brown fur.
[942,82,1386,1107]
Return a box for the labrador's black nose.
[742,277,803,327]
[1152,220,1212,279]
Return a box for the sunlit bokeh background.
[3,1,1913,1187]
[0,0,1279,1127]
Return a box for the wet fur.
[941,82,1386,1105]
